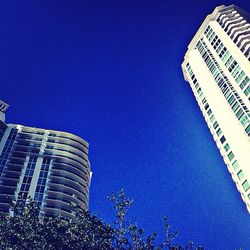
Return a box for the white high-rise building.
[182,5,250,212]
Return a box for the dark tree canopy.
[0,190,203,250]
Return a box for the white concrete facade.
[182,5,250,212]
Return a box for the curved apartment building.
[0,100,91,218]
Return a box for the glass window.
[213,121,219,129]
[209,31,216,41]
[216,42,224,54]
[207,109,212,116]
[225,55,234,67]
[228,60,237,72]
[232,160,239,171]
[236,71,245,84]
[216,128,222,137]
[227,151,234,161]
[244,85,250,96]
[220,135,226,144]
[224,143,230,152]
[245,124,250,135]
[242,180,250,192]
[219,47,227,58]
[240,115,249,126]
[237,170,244,181]
[232,65,241,78]
[228,95,236,105]
[222,51,230,63]
[240,76,249,89]
[236,108,244,119]
[232,102,239,112]
[210,115,215,123]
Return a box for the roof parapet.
[0,100,9,122]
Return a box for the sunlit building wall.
[182,5,250,212]
[0,100,91,217]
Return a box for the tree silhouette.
[0,190,204,250]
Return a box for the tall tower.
[182,5,250,212]
[0,100,91,218]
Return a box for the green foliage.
[0,199,113,249]
[107,189,203,250]
[0,191,204,249]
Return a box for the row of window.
[204,25,250,97]
[19,156,37,200]
[196,39,250,136]
[34,158,51,209]
[0,129,18,178]
[186,64,204,99]
[186,62,250,195]
[186,64,225,144]
[220,133,250,193]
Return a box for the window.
[244,86,250,96]
[242,180,250,192]
[207,109,212,116]
[240,115,249,126]
[216,128,222,137]
[228,95,235,105]
[237,170,244,181]
[220,136,226,144]
[210,115,215,123]
[34,158,51,209]
[219,47,227,58]
[225,55,233,67]
[213,121,219,129]
[228,60,237,72]
[222,51,230,63]
[240,76,249,90]
[232,65,241,78]
[224,143,230,152]
[236,108,244,119]
[216,42,224,54]
[227,151,234,161]
[236,71,245,83]
[245,124,250,135]
[232,102,239,112]
[232,160,239,171]
[196,38,250,134]
[18,157,37,202]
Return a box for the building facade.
[182,5,250,212]
[0,100,91,218]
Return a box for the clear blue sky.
[1,1,250,248]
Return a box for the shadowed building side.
[0,100,91,218]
